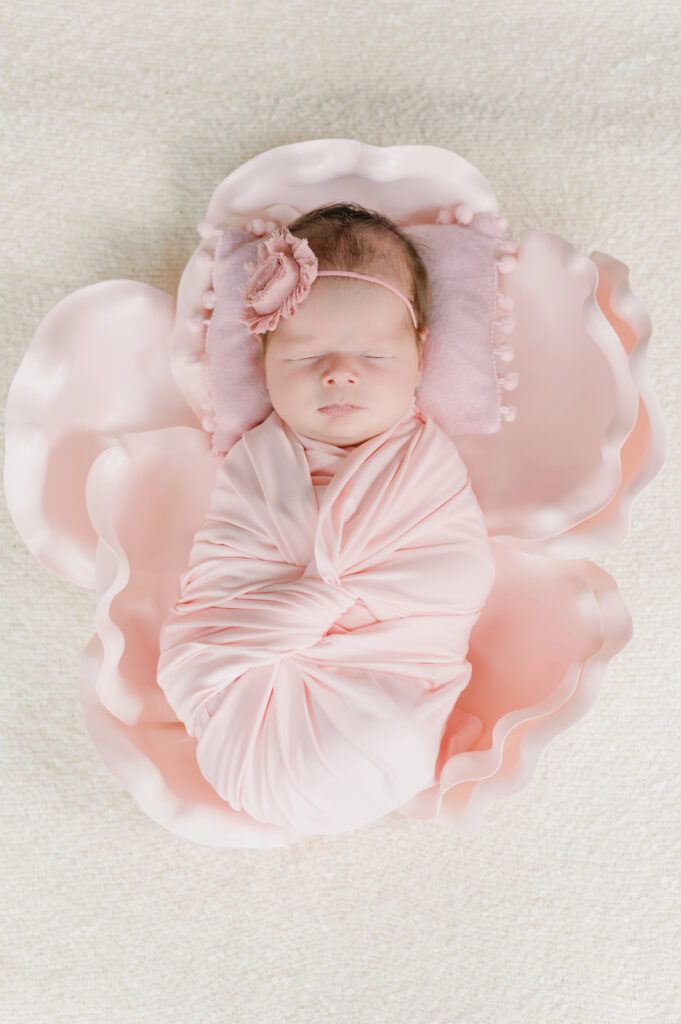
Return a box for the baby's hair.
[260,201,431,358]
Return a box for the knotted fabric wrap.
[156,402,495,835]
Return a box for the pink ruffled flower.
[2,140,666,848]
[237,226,318,335]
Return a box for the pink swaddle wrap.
[157,401,495,834]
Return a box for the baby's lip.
[319,398,363,407]
[318,403,363,413]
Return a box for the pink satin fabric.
[156,401,495,834]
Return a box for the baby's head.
[255,202,431,448]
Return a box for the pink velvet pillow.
[205,215,508,453]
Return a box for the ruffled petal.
[80,424,305,847]
[202,139,500,229]
[554,250,666,552]
[398,542,632,830]
[3,281,195,589]
[453,230,663,555]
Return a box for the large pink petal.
[80,424,305,847]
[203,138,500,228]
[554,250,666,551]
[3,281,196,589]
[398,543,632,830]
[454,230,664,555]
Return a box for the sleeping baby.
[156,202,496,837]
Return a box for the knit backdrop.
[1,2,678,1022]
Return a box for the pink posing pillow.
[201,211,517,454]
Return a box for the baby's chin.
[274,394,419,447]
[291,413,403,448]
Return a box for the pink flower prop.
[2,139,666,847]
[237,226,318,335]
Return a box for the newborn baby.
[156,203,496,837]
[251,205,429,450]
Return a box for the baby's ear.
[417,327,429,371]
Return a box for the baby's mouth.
[318,404,363,416]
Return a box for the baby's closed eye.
[289,355,391,361]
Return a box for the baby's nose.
[322,357,357,382]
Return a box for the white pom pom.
[501,371,519,391]
[454,203,474,225]
[496,293,514,311]
[498,240,518,255]
[196,249,215,267]
[496,343,515,363]
[201,414,216,432]
[495,315,515,334]
[496,216,509,232]
[202,289,217,309]
[501,404,517,423]
[496,254,518,274]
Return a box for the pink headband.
[237,226,418,336]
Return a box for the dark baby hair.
[259,201,431,358]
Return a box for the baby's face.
[259,277,427,448]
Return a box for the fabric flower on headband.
[238,226,317,335]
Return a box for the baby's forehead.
[311,267,411,311]
[281,288,410,341]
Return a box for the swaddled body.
[157,399,495,834]
[157,203,496,834]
